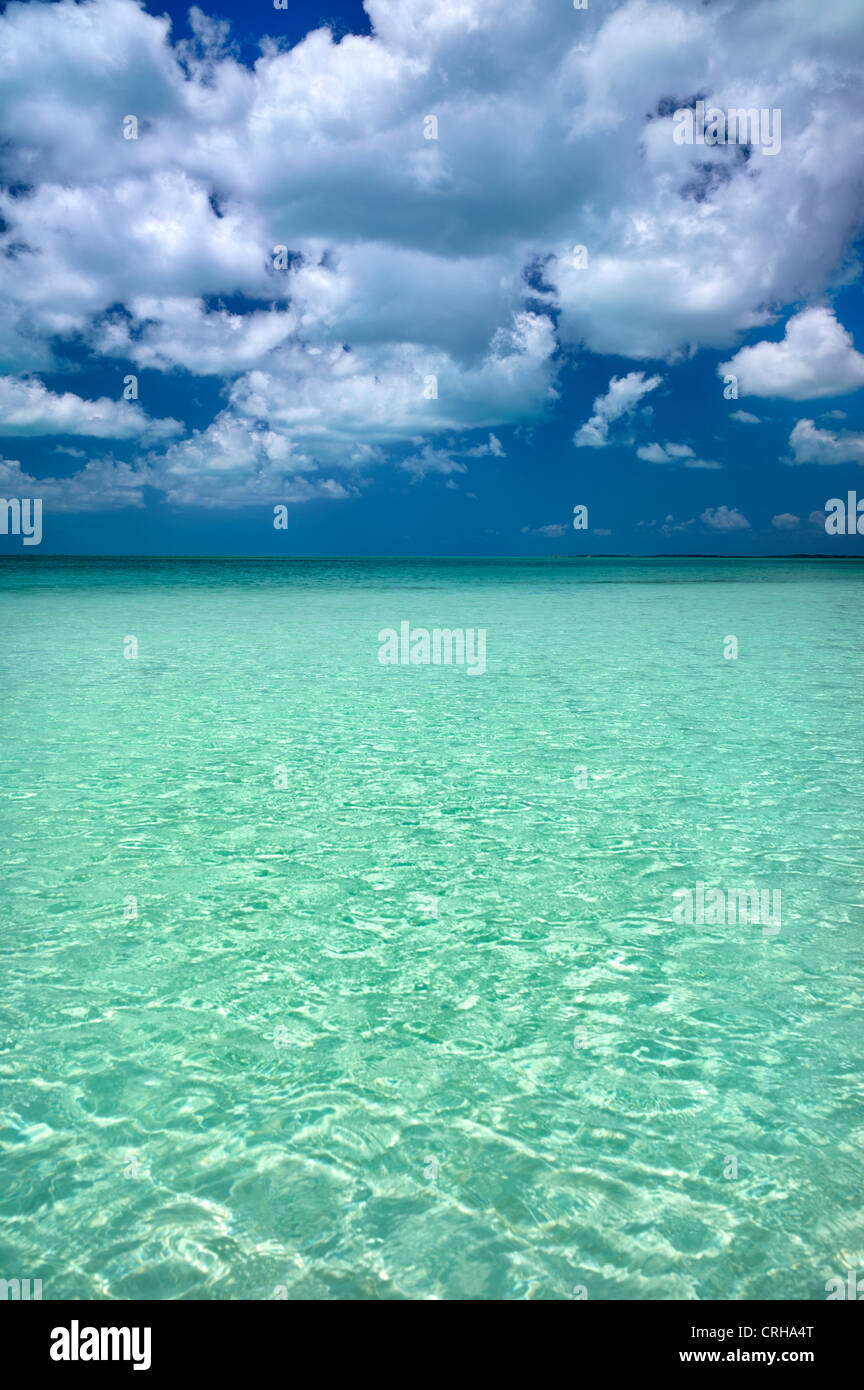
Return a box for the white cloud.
[464,433,505,458]
[400,446,468,481]
[636,439,720,467]
[637,442,668,462]
[718,308,864,401]
[0,174,270,374]
[0,452,150,512]
[401,431,505,479]
[788,417,864,466]
[143,413,352,509]
[701,505,750,531]
[730,410,761,424]
[637,441,692,462]
[771,512,800,529]
[574,371,662,447]
[95,299,300,376]
[1,0,863,506]
[0,376,182,439]
[226,313,556,454]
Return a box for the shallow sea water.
[1,556,862,1299]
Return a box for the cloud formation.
[701,505,750,531]
[0,376,182,440]
[1,0,864,510]
[788,417,864,466]
[636,440,721,469]
[574,372,663,448]
[719,309,864,401]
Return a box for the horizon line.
[1,553,862,562]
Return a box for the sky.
[1,0,864,555]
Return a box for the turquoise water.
[1,556,862,1300]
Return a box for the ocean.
[1,556,862,1299]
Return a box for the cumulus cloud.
[636,440,720,468]
[0,452,150,511]
[227,312,556,453]
[400,446,468,482]
[0,376,182,439]
[701,505,750,531]
[730,410,761,424]
[574,371,663,447]
[94,299,300,376]
[637,441,691,462]
[142,413,352,508]
[771,513,800,530]
[718,308,864,401]
[1,0,864,508]
[788,418,864,466]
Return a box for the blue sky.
[1,0,864,554]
